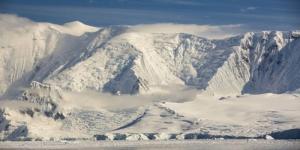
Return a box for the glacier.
[0,15,300,141]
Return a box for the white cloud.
[247,7,257,10]
[0,14,245,39]
[240,6,257,12]
[0,14,35,31]
[127,23,244,39]
[60,85,198,111]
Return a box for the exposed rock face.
[0,109,28,141]
[0,109,9,132]
[21,81,64,119]
[242,31,300,94]
[6,125,28,141]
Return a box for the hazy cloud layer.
[240,6,257,12]
[60,85,198,111]
[0,14,246,39]
[128,23,244,39]
[0,14,35,31]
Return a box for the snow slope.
[162,93,300,137]
[1,15,300,98]
[1,93,300,140]
[0,15,100,99]
[0,15,300,141]
[45,29,299,96]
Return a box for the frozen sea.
[0,140,300,150]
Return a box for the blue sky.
[0,0,299,30]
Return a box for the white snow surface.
[162,93,300,137]
[0,15,300,141]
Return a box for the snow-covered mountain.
[0,15,300,141]
[1,16,299,99]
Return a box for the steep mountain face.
[0,17,299,99]
[242,31,300,94]
[205,31,300,95]
[203,37,250,96]
[0,20,99,99]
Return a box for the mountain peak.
[63,21,88,27]
[61,20,100,36]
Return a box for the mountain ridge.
[0,17,299,99]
